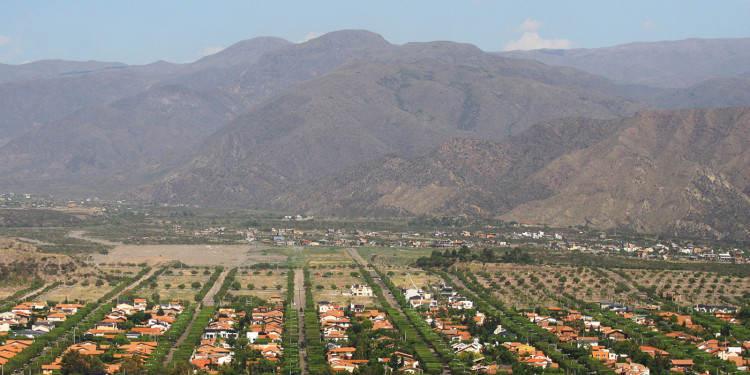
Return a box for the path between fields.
[67,230,123,246]
[346,249,450,375]
[294,269,308,375]
[163,268,228,365]
[22,268,156,373]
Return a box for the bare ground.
[91,244,286,267]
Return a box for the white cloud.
[503,32,573,51]
[640,21,658,32]
[297,32,323,43]
[518,18,542,33]
[0,35,11,47]
[200,45,224,57]
[503,19,573,51]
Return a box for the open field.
[357,246,433,267]
[381,267,443,291]
[302,247,355,267]
[150,272,212,301]
[90,244,287,266]
[37,279,113,303]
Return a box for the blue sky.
[1,1,748,65]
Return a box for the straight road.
[163,268,228,365]
[294,269,308,375]
[346,249,450,375]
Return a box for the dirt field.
[229,272,289,302]
[91,244,287,266]
[38,280,114,303]
[0,281,32,300]
[150,273,212,301]
[383,267,443,291]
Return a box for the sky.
[1,1,749,65]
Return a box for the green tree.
[60,349,91,375]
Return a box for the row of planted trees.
[282,269,301,375]
[168,266,227,365]
[303,267,327,374]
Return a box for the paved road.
[346,249,450,375]
[294,269,308,375]
[163,269,228,365]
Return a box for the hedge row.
[213,267,238,303]
[360,263,447,375]
[145,304,198,366]
[283,269,301,375]
[168,305,217,364]
[303,267,327,374]
[0,280,62,314]
[164,266,224,366]
[193,266,224,303]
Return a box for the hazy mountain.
[0,36,291,147]
[497,38,750,88]
[0,85,235,193]
[275,106,750,240]
[0,71,161,146]
[640,77,750,110]
[0,60,128,84]
[183,37,292,72]
[132,45,646,206]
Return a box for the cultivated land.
[622,268,750,307]
[463,262,643,309]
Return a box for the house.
[640,345,669,358]
[614,361,650,375]
[692,304,738,314]
[576,337,599,348]
[350,284,373,297]
[670,359,694,372]
[269,295,284,305]
[133,298,147,311]
[55,303,84,315]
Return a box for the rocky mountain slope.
[274,106,750,240]
[132,46,646,205]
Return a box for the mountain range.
[1,30,750,240]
